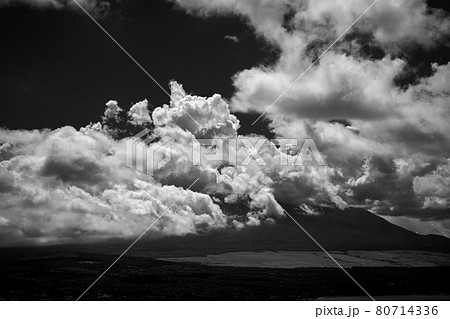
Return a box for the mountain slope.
[67,204,450,258]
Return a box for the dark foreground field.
[1,249,450,301]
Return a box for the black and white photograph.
[1,0,450,314]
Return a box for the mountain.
[57,204,450,258]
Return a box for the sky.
[0,0,450,245]
[0,0,276,135]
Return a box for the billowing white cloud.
[103,100,122,122]
[0,123,229,246]
[0,83,310,245]
[153,81,240,138]
[128,99,152,126]
[295,0,450,49]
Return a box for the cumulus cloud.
[152,81,240,138]
[103,100,122,122]
[128,99,152,126]
[0,122,229,246]
[2,82,323,246]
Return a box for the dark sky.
[0,0,277,132]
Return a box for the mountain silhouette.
[101,204,450,258]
